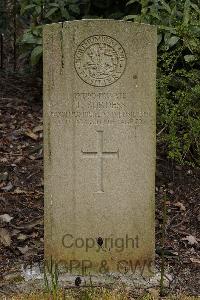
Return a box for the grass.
[6,288,200,300]
[3,260,199,300]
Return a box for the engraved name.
[74,92,127,110]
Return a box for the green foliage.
[0,0,7,33]
[18,0,200,165]
[153,0,200,165]
[157,65,200,165]
[19,24,42,65]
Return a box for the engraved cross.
[81,130,119,193]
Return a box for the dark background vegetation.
[0,0,200,166]
[0,1,200,296]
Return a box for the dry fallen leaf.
[148,288,159,298]
[17,245,29,254]
[190,258,200,265]
[17,233,28,241]
[14,156,23,164]
[31,232,38,238]
[174,202,186,211]
[11,218,43,230]
[11,229,20,236]
[24,130,38,141]
[14,187,26,194]
[0,158,8,163]
[33,125,43,133]
[197,213,200,222]
[0,172,8,181]
[0,228,11,247]
[28,155,36,160]
[1,182,13,192]
[182,235,198,245]
[0,214,13,223]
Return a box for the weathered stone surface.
[43,20,157,275]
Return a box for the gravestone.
[43,20,157,275]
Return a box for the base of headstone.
[1,263,172,295]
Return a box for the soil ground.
[0,72,199,297]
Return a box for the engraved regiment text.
[50,92,150,126]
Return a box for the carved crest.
[74,35,126,87]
